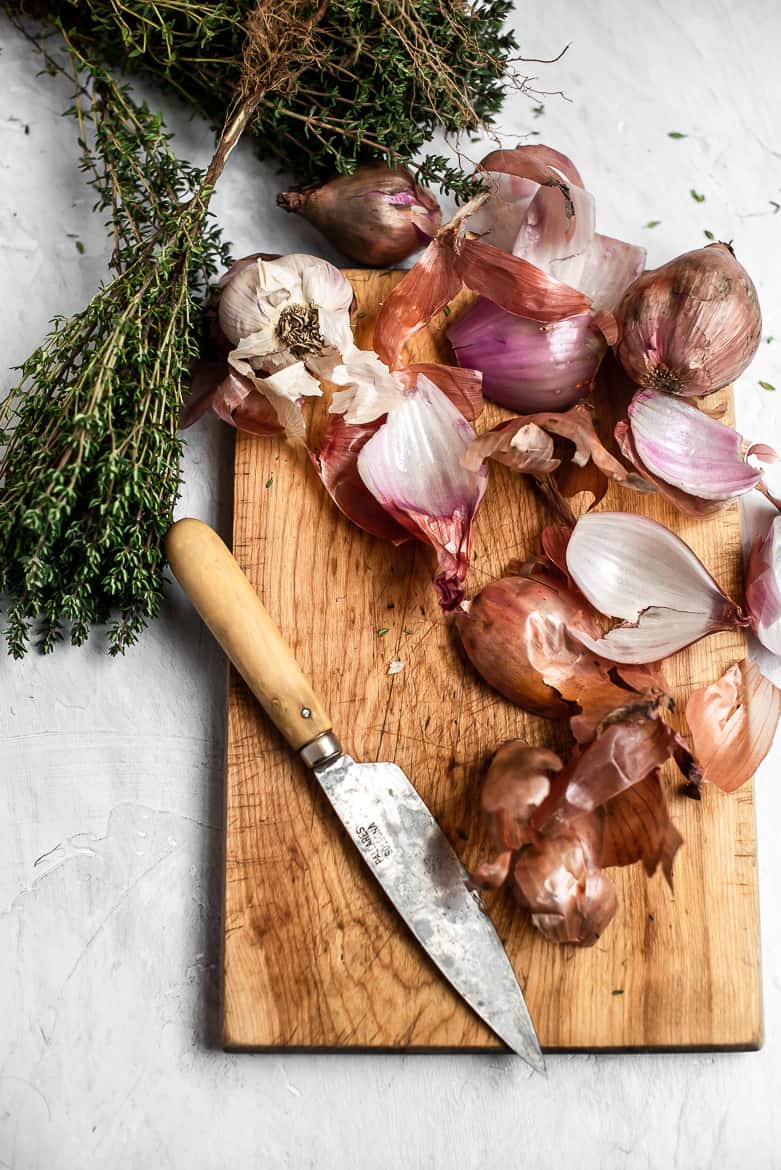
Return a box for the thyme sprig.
[1,2,330,656]
[1,0,523,655]
[17,0,521,199]
[0,38,231,655]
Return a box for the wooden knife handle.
[166,518,336,758]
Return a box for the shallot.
[614,243,762,397]
[277,164,441,267]
[565,512,748,663]
[616,387,776,514]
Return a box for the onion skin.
[615,243,762,397]
[277,163,441,267]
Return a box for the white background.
[3,1,781,1165]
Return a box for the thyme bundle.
[0,3,324,654]
[1,1,523,655]
[18,0,520,197]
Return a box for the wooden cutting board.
[222,269,761,1052]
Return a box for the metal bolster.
[299,730,342,769]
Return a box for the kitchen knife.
[166,517,544,1072]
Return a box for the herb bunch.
[0,36,231,655]
[1,0,521,656]
[14,0,521,198]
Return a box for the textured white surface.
[2,2,781,1166]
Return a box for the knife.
[165,517,544,1072]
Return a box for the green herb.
[611,989,624,996]
[703,229,715,240]
[377,627,390,637]
[75,239,85,254]
[532,103,545,117]
[766,336,775,344]
[0,6,322,655]
[667,131,686,139]
[759,380,777,392]
[644,220,661,229]
[19,0,524,200]
[442,305,451,317]
[690,189,706,203]
[265,476,274,488]
[1,0,525,655]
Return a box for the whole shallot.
[615,243,762,397]
[277,163,441,267]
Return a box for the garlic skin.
[277,164,441,267]
[615,243,762,397]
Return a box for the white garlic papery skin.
[218,253,354,366]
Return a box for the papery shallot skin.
[455,574,590,717]
[471,728,683,947]
[746,514,781,656]
[686,659,781,793]
[615,243,762,397]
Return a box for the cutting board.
[222,269,761,1051]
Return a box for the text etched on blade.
[355,821,394,867]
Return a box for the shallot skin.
[455,573,595,717]
[615,243,762,397]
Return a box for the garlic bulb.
[277,164,441,267]
[216,253,355,442]
[615,243,762,397]
[218,253,354,359]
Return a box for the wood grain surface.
[223,269,761,1052]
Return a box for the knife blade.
[165,518,543,1072]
